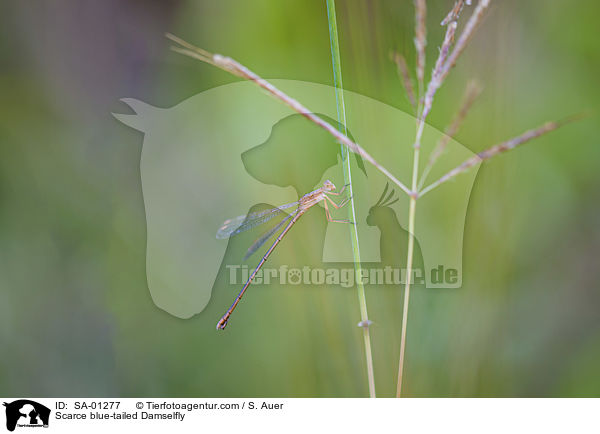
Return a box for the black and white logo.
[3,400,50,432]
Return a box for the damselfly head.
[323,179,336,191]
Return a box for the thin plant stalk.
[167,33,413,197]
[418,115,581,198]
[396,167,417,397]
[396,0,487,398]
[392,52,417,111]
[396,76,426,397]
[396,0,574,397]
[326,0,376,398]
[418,80,482,190]
[437,0,491,85]
[396,19,468,394]
[414,0,427,101]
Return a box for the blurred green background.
[0,0,598,397]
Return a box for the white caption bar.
[1,398,597,433]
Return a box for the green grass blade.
[326,0,376,398]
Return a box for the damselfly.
[216,180,352,330]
